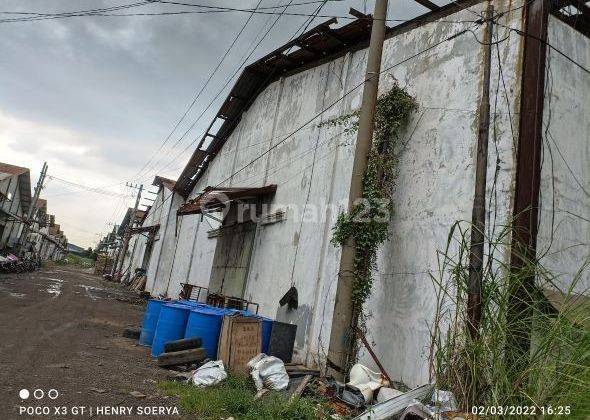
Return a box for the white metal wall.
[537,17,590,295]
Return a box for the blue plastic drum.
[151,303,192,357]
[139,299,166,347]
[259,317,273,354]
[184,307,226,360]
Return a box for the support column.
[508,0,550,369]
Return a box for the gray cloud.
[0,0,431,246]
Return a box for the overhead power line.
[131,0,265,182]
[141,0,301,178]
[494,21,590,75]
[144,24,479,218]
[0,1,478,25]
[45,175,132,198]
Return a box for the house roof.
[173,0,486,198]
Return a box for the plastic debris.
[376,387,404,403]
[247,353,289,391]
[432,390,458,413]
[191,360,227,387]
[353,384,434,420]
[399,400,435,420]
[327,379,366,409]
[346,363,389,403]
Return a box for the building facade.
[130,0,588,386]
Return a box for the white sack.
[191,360,227,387]
[247,353,289,391]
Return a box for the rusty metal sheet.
[177,185,277,216]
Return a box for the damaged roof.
[177,185,277,215]
[173,0,491,198]
[118,208,147,234]
[153,175,176,191]
[0,162,29,177]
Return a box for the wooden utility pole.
[18,162,48,255]
[327,0,388,380]
[115,183,143,277]
[465,15,495,393]
[467,3,494,338]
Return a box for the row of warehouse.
[99,0,589,387]
[0,162,67,262]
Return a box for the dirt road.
[0,265,182,419]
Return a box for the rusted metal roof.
[174,0,488,198]
[177,185,277,216]
[129,224,160,235]
[118,208,147,234]
[0,162,28,177]
[35,198,47,209]
[0,162,32,216]
[552,0,590,36]
[174,15,374,197]
[152,175,176,191]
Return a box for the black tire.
[157,348,206,367]
[164,337,203,353]
[122,327,141,340]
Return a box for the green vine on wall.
[329,84,417,310]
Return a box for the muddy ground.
[0,265,186,419]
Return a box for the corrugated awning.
[129,224,160,236]
[177,185,277,216]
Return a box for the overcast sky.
[0,0,431,248]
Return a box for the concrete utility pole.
[109,224,120,277]
[327,0,388,380]
[18,162,48,255]
[467,3,494,338]
[115,183,143,277]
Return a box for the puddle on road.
[43,278,63,298]
[9,292,25,298]
[76,284,129,301]
[77,284,102,301]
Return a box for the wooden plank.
[157,348,206,367]
[289,375,313,401]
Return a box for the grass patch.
[54,253,94,269]
[159,374,333,420]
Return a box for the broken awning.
[128,224,160,236]
[177,185,277,216]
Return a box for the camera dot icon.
[19,389,29,400]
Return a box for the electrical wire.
[0,1,480,25]
[210,25,476,189]
[131,0,266,182]
[145,0,301,177]
[495,21,590,75]
[146,24,478,220]
[45,175,132,198]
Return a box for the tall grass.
[429,221,590,417]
